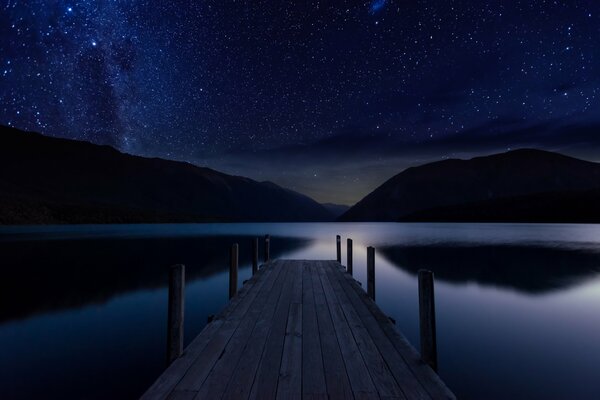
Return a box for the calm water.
[1,223,600,399]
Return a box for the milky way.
[1,1,600,203]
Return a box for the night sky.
[2,1,600,204]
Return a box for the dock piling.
[418,269,438,372]
[229,243,239,299]
[166,264,185,365]
[347,238,353,275]
[336,235,341,263]
[264,234,270,263]
[367,246,375,301]
[252,237,258,275]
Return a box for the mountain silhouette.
[0,126,332,223]
[340,149,600,222]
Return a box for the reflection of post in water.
[418,270,437,372]
[166,264,184,366]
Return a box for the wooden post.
[229,243,239,299]
[336,235,341,263]
[418,269,438,372]
[367,246,375,301]
[264,234,270,263]
[347,238,353,275]
[252,237,258,275]
[166,264,185,365]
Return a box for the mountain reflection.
[379,244,600,294]
[0,235,310,323]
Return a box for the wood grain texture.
[142,260,455,400]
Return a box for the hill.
[341,149,600,222]
[0,126,332,224]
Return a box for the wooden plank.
[172,261,281,392]
[324,262,406,399]
[248,261,301,400]
[310,262,354,400]
[276,301,303,399]
[141,265,273,400]
[192,260,287,398]
[301,262,327,399]
[317,261,379,399]
[145,260,455,400]
[221,263,292,400]
[167,390,196,400]
[326,261,432,400]
[336,263,456,400]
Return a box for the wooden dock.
[142,259,455,399]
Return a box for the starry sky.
[2,1,600,204]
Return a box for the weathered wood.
[167,264,185,366]
[249,261,301,400]
[318,261,378,398]
[347,238,353,275]
[229,243,239,299]
[252,237,259,275]
[141,266,271,400]
[264,234,270,262]
[193,256,287,399]
[310,262,354,400]
[301,262,327,398]
[336,235,341,263]
[329,262,432,399]
[367,246,375,301]
[144,260,455,400]
[221,264,292,400]
[418,270,438,372]
[341,266,455,399]
[325,263,405,399]
[173,264,279,393]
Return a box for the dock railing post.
[167,264,185,366]
[418,269,438,372]
[264,234,270,263]
[229,243,239,299]
[347,238,353,275]
[336,235,341,263]
[367,246,375,300]
[252,237,258,275]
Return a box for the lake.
[1,222,600,399]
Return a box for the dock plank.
[310,262,354,400]
[248,260,301,400]
[221,262,292,400]
[141,265,273,400]
[173,262,280,393]
[142,259,455,400]
[192,261,287,399]
[301,262,327,399]
[317,261,379,399]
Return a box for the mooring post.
[229,243,239,299]
[418,269,438,372]
[367,246,375,300]
[336,235,341,263]
[252,237,258,275]
[264,234,270,262]
[347,238,353,275]
[166,264,185,366]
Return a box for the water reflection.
[0,235,311,323]
[2,223,600,400]
[379,244,600,294]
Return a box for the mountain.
[321,203,351,219]
[0,126,333,224]
[340,149,600,222]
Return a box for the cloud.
[198,120,600,205]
